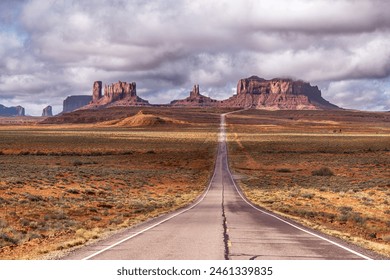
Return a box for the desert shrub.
[312,167,334,176]
[276,168,292,173]
[89,207,98,213]
[30,221,39,229]
[338,206,353,213]
[23,193,43,202]
[28,233,42,240]
[76,228,100,240]
[84,189,96,195]
[0,197,8,206]
[318,211,336,220]
[301,193,315,199]
[44,212,68,221]
[338,214,348,223]
[19,219,31,227]
[294,209,316,218]
[109,216,124,225]
[351,212,366,224]
[73,160,83,166]
[66,188,80,194]
[0,233,19,245]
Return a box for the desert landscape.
[226,109,390,257]
[0,108,223,259]
[1,75,390,259]
[0,106,389,259]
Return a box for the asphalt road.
[64,113,372,260]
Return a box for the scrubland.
[0,116,218,259]
[227,109,390,257]
[1,107,389,259]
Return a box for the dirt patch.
[99,111,187,127]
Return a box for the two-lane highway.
[64,112,372,260]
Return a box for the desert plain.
[0,107,389,259]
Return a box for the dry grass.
[0,111,218,259]
[227,109,390,258]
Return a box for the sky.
[0,0,390,115]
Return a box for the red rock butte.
[62,76,339,113]
[171,76,339,110]
[83,81,150,110]
[221,76,339,110]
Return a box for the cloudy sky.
[1,0,389,115]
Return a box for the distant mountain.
[42,105,53,117]
[82,81,149,110]
[0,104,25,116]
[221,76,339,110]
[63,95,92,113]
[55,76,339,120]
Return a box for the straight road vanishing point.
[64,112,373,260]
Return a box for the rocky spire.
[190,84,200,99]
[92,81,102,102]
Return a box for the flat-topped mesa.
[42,105,53,117]
[171,84,218,106]
[0,104,25,116]
[224,76,339,110]
[84,80,149,109]
[63,95,92,112]
[104,81,137,103]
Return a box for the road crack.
[222,181,230,260]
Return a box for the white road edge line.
[82,155,219,260]
[222,112,373,260]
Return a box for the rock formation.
[0,104,25,116]
[63,95,92,113]
[42,105,53,117]
[84,81,149,109]
[190,84,200,99]
[171,84,218,106]
[104,81,136,102]
[92,81,102,102]
[220,76,339,110]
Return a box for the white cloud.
[0,0,390,115]
[322,79,390,111]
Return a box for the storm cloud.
[1,0,389,115]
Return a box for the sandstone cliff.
[42,105,53,117]
[221,76,339,110]
[84,81,149,109]
[171,84,218,106]
[0,104,25,116]
[63,96,92,113]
